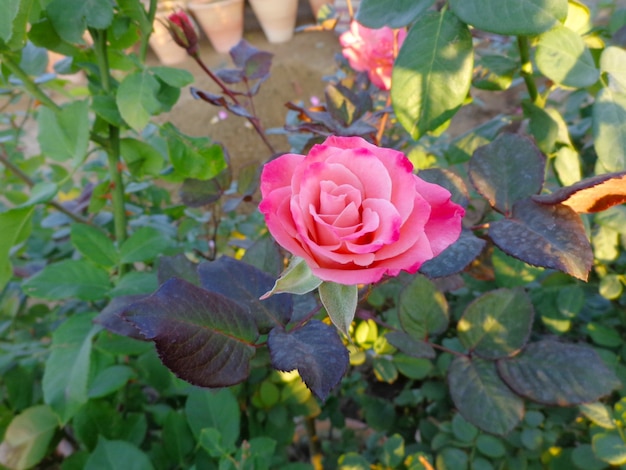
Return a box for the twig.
[305,417,323,470]
[192,55,277,154]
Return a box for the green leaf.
[162,411,194,463]
[88,365,135,399]
[497,340,621,405]
[150,66,194,87]
[449,0,568,35]
[593,87,626,172]
[458,288,534,359]
[0,405,59,470]
[452,413,479,443]
[580,402,616,430]
[22,260,111,300]
[356,0,434,28]
[398,274,449,339]
[489,199,593,281]
[0,0,33,51]
[43,314,100,424]
[160,123,227,180]
[319,282,357,337]
[19,181,58,208]
[476,435,507,459]
[572,444,609,470]
[469,133,546,215]
[385,331,436,359]
[473,54,517,91]
[37,100,90,163]
[260,257,322,299]
[119,227,171,264]
[0,207,34,291]
[392,10,473,140]
[523,101,559,154]
[71,224,118,268]
[592,432,626,466]
[535,25,599,88]
[46,0,114,43]
[448,356,524,435]
[110,271,158,297]
[185,388,240,450]
[116,71,161,132]
[119,138,164,178]
[600,46,626,93]
[85,437,154,470]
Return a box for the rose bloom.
[259,136,465,285]
[339,21,407,91]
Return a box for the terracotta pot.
[188,0,244,54]
[149,3,189,64]
[249,0,298,43]
[308,0,334,17]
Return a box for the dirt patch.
[154,30,341,176]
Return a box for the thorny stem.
[91,28,128,272]
[375,30,400,144]
[517,35,539,105]
[192,54,277,154]
[304,417,323,470]
[0,147,99,228]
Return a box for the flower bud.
[166,10,199,56]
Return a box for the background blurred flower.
[339,21,406,91]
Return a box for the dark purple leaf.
[420,230,486,278]
[324,83,372,126]
[123,278,258,387]
[268,320,349,401]
[190,87,228,107]
[180,178,223,207]
[229,40,273,80]
[497,340,621,405]
[489,199,593,280]
[225,103,254,119]
[248,75,268,96]
[385,331,436,359]
[198,257,292,331]
[95,295,149,340]
[469,133,546,215]
[417,168,470,208]
[214,68,245,84]
[449,356,524,435]
[157,254,199,286]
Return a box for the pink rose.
[259,136,465,285]
[339,21,407,91]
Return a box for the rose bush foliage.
[339,21,406,90]
[259,136,465,285]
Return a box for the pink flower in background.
[259,136,465,285]
[339,21,406,91]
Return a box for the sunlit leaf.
[448,356,524,435]
[0,207,34,291]
[392,10,473,139]
[37,100,90,163]
[593,87,626,172]
[497,340,621,405]
[533,170,626,213]
[458,288,534,359]
[0,405,59,470]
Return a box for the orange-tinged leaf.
[533,171,626,213]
